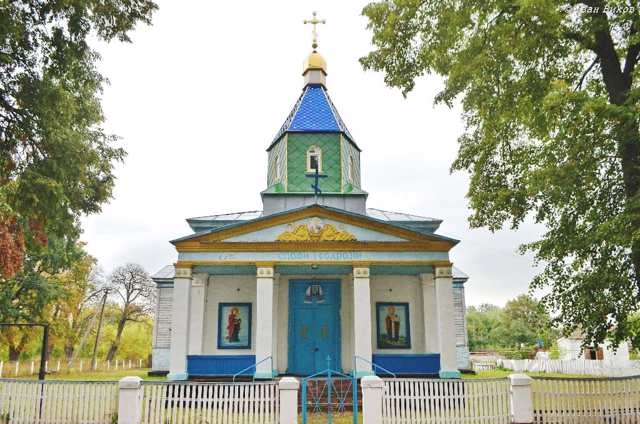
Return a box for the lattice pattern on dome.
[286,133,342,193]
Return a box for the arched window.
[307,145,322,173]
[348,155,356,183]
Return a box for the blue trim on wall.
[370,265,434,275]
[187,355,256,376]
[193,265,256,275]
[372,354,440,375]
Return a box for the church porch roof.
[174,203,457,245]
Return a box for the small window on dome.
[348,155,356,183]
[307,146,322,173]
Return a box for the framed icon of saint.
[217,303,252,349]
[376,302,411,349]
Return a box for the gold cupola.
[303,50,327,75]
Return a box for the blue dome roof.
[268,84,358,150]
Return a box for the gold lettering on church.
[276,218,356,242]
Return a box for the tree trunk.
[64,345,74,361]
[617,121,640,295]
[8,345,21,361]
[106,316,127,361]
[592,17,640,297]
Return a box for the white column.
[278,377,300,424]
[188,273,207,355]
[353,266,373,376]
[255,266,274,379]
[272,275,280,375]
[168,267,191,380]
[509,374,534,423]
[117,376,143,424]
[420,273,439,352]
[361,375,384,424]
[435,266,460,379]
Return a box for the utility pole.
[91,288,109,370]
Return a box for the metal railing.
[352,355,397,378]
[232,356,276,382]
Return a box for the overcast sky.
[81,0,544,306]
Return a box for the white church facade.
[150,46,470,380]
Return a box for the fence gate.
[301,357,358,424]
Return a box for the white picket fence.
[382,378,511,424]
[140,381,279,424]
[532,376,640,423]
[0,379,118,424]
[498,358,640,377]
[0,358,146,378]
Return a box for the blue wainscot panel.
[187,355,255,376]
[372,354,440,376]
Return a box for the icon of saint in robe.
[226,307,242,342]
[385,306,401,342]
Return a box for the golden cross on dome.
[304,11,326,51]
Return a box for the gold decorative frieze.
[276,218,356,242]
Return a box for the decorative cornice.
[176,241,452,253]
[176,260,452,268]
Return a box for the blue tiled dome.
[269,84,357,150]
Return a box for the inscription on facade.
[276,251,363,261]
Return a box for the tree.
[0,235,85,359]
[502,295,558,348]
[361,1,640,346]
[466,304,505,351]
[0,0,158,278]
[48,255,103,360]
[105,263,154,361]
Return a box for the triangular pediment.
[172,205,457,252]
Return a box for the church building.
[150,30,470,380]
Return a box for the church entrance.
[287,280,341,375]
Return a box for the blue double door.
[288,280,341,375]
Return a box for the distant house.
[557,332,630,365]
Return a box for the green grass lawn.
[9,368,602,382]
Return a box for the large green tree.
[361,1,640,346]
[0,0,157,278]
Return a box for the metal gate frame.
[301,357,358,424]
